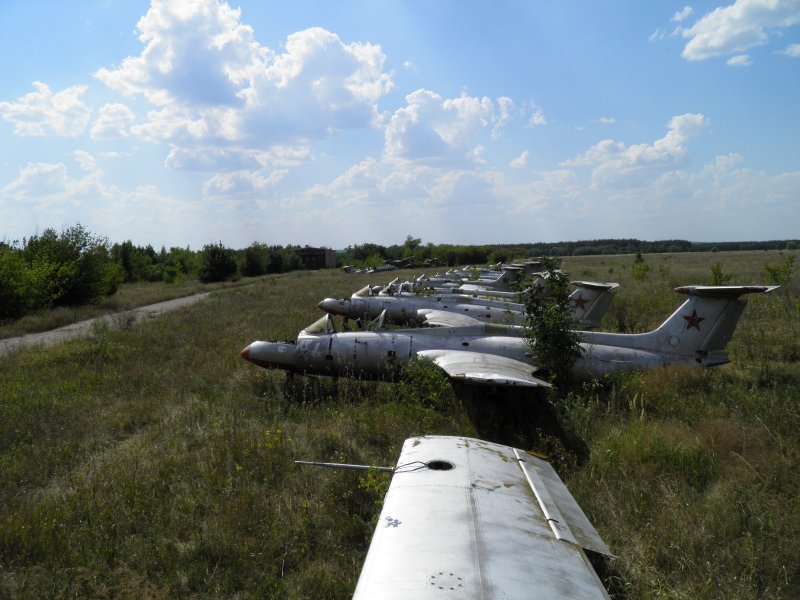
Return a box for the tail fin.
[652,286,778,364]
[490,267,522,287]
[568,281,619,329]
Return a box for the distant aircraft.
[317,281,618,329]
[301,435,614,599]
[416,260,557,292]
[240,286,778,388]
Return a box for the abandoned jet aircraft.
[318,281,618,329]
[311,435,614,599]
[240,286,777,388]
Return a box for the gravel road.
[0,291,212,358]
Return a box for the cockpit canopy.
[302,313,338,334]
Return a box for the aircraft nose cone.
[318,298,342,315]
[240,344,251,362]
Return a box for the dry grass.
[1,253,799,598]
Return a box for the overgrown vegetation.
[0,224,124,319]
[520,257,581,391]
[0,249,798,598]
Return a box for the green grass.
[1,253,799,598]
[0,274,275,340]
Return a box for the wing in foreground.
[417,349,550,388]
[353,436,613,599]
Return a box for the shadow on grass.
[454,384,589,471]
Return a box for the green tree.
[0,246,28,318]
[402,235,422,258]
[22,225,123,305]
[520,258,581,392]
[241,242,270,276]
[198,242,238,282]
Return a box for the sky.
[0,0,798,250]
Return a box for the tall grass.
[0,253,798,598]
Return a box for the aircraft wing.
[353,436,612,599]
[418,309,486,328]
[417,349,551,388]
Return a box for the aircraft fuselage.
[241,326,711,381]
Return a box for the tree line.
[3,225,797,321]
[0,226,304,320]
[340,236,799,269]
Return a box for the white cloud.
[383,89,496,165]
[95,0,266,106]
[598,116,616,124]
[95,0,393,171]
[510,170,579,213]
[727,53,753,66]
[510,150,529,169]
[0,159,204,247]
[527,108,548,127]
[2,162,77,200]
[491,96,514,139]
[90,103,136,139]
[403,60,418,73]
[672,6,695,22]
[72,150,98,172]
[564,113,709,187]
[202,169,288,198]
[0,82,90,137]
[778,42,800,56]
[649,28,666,42]
[680,0,800,61]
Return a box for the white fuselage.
[243,325,716,381]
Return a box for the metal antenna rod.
[294,460,394,473]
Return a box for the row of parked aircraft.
[240,261,778,598]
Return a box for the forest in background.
[3,224,798,321]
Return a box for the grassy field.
[0,276,267,340]
[1,250,798,598]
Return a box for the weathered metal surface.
[352,436,612,599]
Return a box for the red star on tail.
[683,309,705,331]
[571,294,588,310]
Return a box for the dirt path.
[0,291,212,358]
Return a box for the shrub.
[632,252,650,280]
[764,256,794,285]
[709,262,733,286]
[520,257,581,391]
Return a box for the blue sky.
[1,0,798,249]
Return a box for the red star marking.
[571,294,588,310]
[683,309,705,331]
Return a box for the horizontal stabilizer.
[674,285,779,297]
[570,281,620,291]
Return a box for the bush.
[709,262,733,286]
